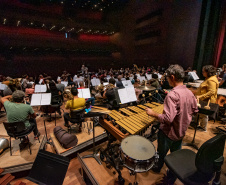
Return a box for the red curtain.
[214,3,226,67]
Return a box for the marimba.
[99,102,164,141]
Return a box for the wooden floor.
[0,105,225,185]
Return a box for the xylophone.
[99,102,164,141]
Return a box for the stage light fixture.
[50,25,56,30]
[17,20,20,26]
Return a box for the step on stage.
[50,123,107,157]
[0,122,46,175]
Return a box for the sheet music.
[61,81,68,87]
[57,76,61,81]
[188,72,199,80]
[188,82,200,88]
[118,88,130,104]
[41,85,47,92]
[39,79,43,84]
[122,80,133,87]
[78,89,83,98]
[118,87,137,104]
[136,74,140,77]
[121,78,126,81]
[129,77,134,81]
[138,76,146,82]
[218,88,226,96]
[30,93,51,106]
[41,93,51,105]
[78,88,91,99]
[0,83,7,90]
[146,74,152,80]
[193,72,199,80]
[158,74,162,79]
[103,82,109,86]
[126,87,137,102]
[122,81,128,87]
[196,80,204,83]
[30,94,42,106]
[91,79,100,86]
[35,85,47,93]
[126,80,133,86]
[82,88,91,99]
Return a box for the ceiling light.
[17,20,20,26]
[50,26,56,30]
[59,27,65,31]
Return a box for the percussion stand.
[82,116,102,165]
[128,171,138,185]
[43,118,53,146]
[149,90,164,104]
[182,114,199,150]
[183,103,215,150]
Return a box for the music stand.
[27,150,70,185]
[43,118,53,146]
[183,101,217,150]
[82,111,106,165]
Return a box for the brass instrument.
[2,78,22,91]
[63,88,74,100]
[99,103,164,141]
[96,84,104,92]
[133,64,141,71]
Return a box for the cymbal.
[136,85,156,91]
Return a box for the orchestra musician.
[146,65,198,178]
[103,78,118,109]
[195,65,219,131]
[219,64,226,88]
[63,87,86,129]
[0,90,40,149]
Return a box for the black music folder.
[27,150,70,185]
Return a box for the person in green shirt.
[1,90,40,142]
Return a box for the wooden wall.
[134,0,202,69]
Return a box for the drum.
[120,135,156,173]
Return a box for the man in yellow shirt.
[64,87,86,127]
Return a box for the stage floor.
[0,131,45,175]
[78,123,226,185]
[50,123,107,156]
[78,141,169,185]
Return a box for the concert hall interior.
[1,0,226,185]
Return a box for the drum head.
[121,135,155,161]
